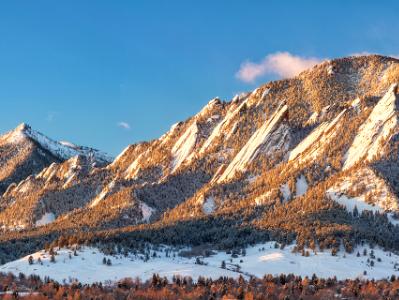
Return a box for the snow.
[305,111,319,125]
[171,121,198,172]
[327,167,399,225]
[254,191,273,206]
[35,212,55,227]
[124,152,145,179]
[90,181,118,208]
[59,141,77,148]
[2,242,398,284]
[109,145,132,167]
[289,109,346,162]
[3,123,113,164]
[202,197,215,214]
[351,97,361,108]
[218,104,289,183]
[327,65,334,75]
[280,184,291,202]
[140,202,154,222]
[62,173,76,189]
[344,84,398,170]
[327,192,399,226]
[200,97,250,154]
[159,122,182,146]
[36,163,58,180]
[90,190,107,208]
[326,190,399,226]
[295,175,308,196]
[261,88,270,100]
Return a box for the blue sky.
[0,1,399,155]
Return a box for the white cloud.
[117,122,130,130]
[236,52,324,83]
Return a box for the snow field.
[2,242,398,285]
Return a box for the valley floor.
[1,242,398,284]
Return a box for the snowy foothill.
[1,242,399,285]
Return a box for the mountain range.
[0,55,399,282]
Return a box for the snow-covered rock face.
[199,96,249,154]
[344,84,398,170]
[289,109,346,162]
[217,104,289,183]
[171,121,199,172]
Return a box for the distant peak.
[15,122,30,132]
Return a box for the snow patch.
[280,184,291,202]
[140,202,154,222]
[35,212,55,227]
[295,175,308,196]
[202,197,215,215]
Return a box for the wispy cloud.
[117,121,131,130]
[46,111,56,122]
[236,52,324,83]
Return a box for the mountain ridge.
[0,54,398,266]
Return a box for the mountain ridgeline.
[0,55,399,262]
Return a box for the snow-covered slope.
[8,123,113,164]
[327,166,399,224]
[2,242,398,284]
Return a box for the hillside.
[0,55,398,282]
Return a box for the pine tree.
[221,260,226,269]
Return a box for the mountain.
[0,123,111,195]
[0,55,399,281]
